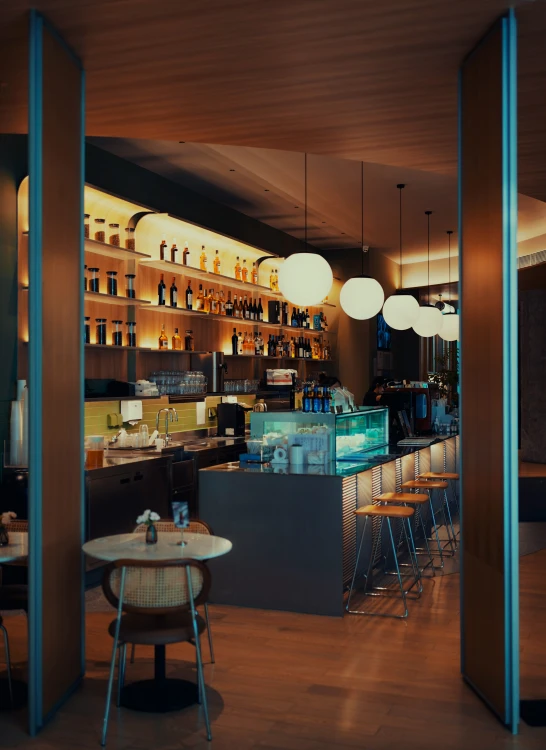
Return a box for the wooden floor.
[2,549,546,750]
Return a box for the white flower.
[149,512,160,522]
[1,511,17,525]
[136,509,160,525]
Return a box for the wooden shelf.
[138,348,210,355]
[85,344,129,351]
[85,291,150,306]
[85,238,151,261]
[224,355,335,363]
[139,259,279,296]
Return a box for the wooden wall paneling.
[28,12,84,731]
[459,11,518,729]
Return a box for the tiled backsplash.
[84,395,256,438]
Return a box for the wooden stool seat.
[375,492,429,504]
[355,505,414,519]
[419,472,459,481]
[401,479,448,490]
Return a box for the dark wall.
[0,135,28,461]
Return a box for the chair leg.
[203,603,215,664]
[191,607,212,740]
[130,644,136,664]
[101,569,126,747]
[116,643,127,708]
[0,622,13,707]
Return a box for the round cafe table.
[0,531,29,710]
[82,531,232,713]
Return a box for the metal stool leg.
[386,517,409,618]
[402,517,422,596]
[427,492,445,568]
[203,603,215,664]
[346,516,371,612]
[416,505,436,577]
[443,488,458,551]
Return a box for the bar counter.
[199,435,458,617]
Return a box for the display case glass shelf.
[84,238,151,261]
[85,291,150,306]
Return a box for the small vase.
[145,524,158,545]
[0,526,9,547]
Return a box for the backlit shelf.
[85,238,151,261]
[85,291,150,306]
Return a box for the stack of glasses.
[149,371,207,396]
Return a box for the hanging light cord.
[397,184,405,288]
[425,210,432,304]
[447,230,453,303]
[361,161,364,275]
[304,152,308,250]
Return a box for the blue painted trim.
[28,9,44,735]
[457,63,464,678]
[501,9,519,734]
[79,68,86,678]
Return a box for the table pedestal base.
[121,678,198,713]
[0,677,27,711]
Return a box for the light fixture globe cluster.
[440,312,459,341]
[278,253,333,307]
[412,304,444,337]
[340,276,384,320]
[382,293,419,330]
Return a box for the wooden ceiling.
[1,0,543,179]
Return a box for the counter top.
[86,451,171,474]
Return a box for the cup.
[139,423,149,448]
[86,435,105,469]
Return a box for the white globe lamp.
[439,312,459,341]
[340,276,385,320]
[412,304,444,337]
[382,293,419,330]
[277,253,333,307]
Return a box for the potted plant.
[0,511,17,547]
[136,509,161,544]
[429,351,459,407]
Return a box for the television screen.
[377,313,391,351]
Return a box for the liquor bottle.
[213,249,221,274]
[243,295,249,320]
[203,288,211,314]
[251,262,258,285]
[231,327,238,356]
[219,290,226,315]
[322,387,331,413]
[237,332,243,355]
[250,298,256,321]
[273,269,279,291]
[241,259,248,282]
[195,284,204,312]
[302,382,311,413]
[172,327,182,350]
[307,338,312,358]
[267,334,273,357]
[258,332,264,356]
[170,277,178,307]
[233,295,239,319]
[185,280,193,310]
[282,301,288,326]
[160,238,167,261]
[258,298,264,322]
[270,269,276,291]
[312,385,322,414]
[291,308,298,327]
[183,242,191,266]
[289,373,297,410]
[199,245,207,271]
[298,337,304,358]
[305,309,311,329]
[243,332,250,356]
[209,289,217,314]
[170,241,178,263]
[158,274,166,305]
[254,332,260,356]
[159,323,168,349]
[184,330,194,351]
[323,315,329,332]
[290,337,296,358]
[226,291,234,317]
[234,256,242,280]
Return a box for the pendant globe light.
[412,211,444,337]
[439,230,460,341]
[277,153,333,307]
[382,184,420,329]
[339,162,384,320]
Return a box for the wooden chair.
[100,558,212,746]
[0,614,13,707]
[131,518,215,663]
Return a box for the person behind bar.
[363,376,387,406]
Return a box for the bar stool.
[374,492,436,577]
[346,505,421,619]
[419,471,460,531]
[401,479,456,562]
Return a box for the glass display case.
[250,407,389,464]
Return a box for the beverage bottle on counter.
[234,256,242,280]
[199,245,207,271]
[231,328,238,356]
[170,241,178,263]
[170,277,178,307]
[237,332,243,355]
[195,284,204,311]
[289,373,297,410]
[233,296,239,318]
[226,291,234,316]
[258,298,264,322]
[241,259,249,282]
[251,262,259,285]
[306,338,312,358]
[183,241,191,266]
[312,384,322,413]
[158,274,166,305]
[213,249,221,274]
[185,280,193,309]
[322,387,331,413]
[219,290,226,315]
[251,298,257,321]
[184,330,194,351]
[159,323,168,349]
[172,327,182,350]
[160,238,167,261]
[243,295,249,319]
[209,289,217,314]
[302,382,311,413]
[297,337,304,358]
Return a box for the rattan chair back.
[133,518,213,535]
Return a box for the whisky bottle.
[195,284,204,312]
[158,274,166,306]
[159,323,168,349]
[183,242,191,266]
[231,327,238,356]
[203,288,211,314]
[241,259,248,282]
[170,277,178,307]
[209,289,217,314]
[160,238,167,261]
[213,249,221,274]
[237,331,243,355]
[199,245,207,271]
[226,291,234,317]
[234,256,242,280]
[185,280,193,310]
[219,290,226,315]
[170,241,178,263]
[184,330,194,351]
[172,327,182,350]
[270,269,275,291]
[273,269,279,292]
[251,262,259,285]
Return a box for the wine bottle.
[158,274,166,305]
[305,308,311,329]
[170,277,178,307]
[226,291,234,316]
[298,337,304,358]
[172,327,182,350]
[213,249,221,274]
[159,323,168,349]
[291,308,298,327]
[243,295,249,320]
[254,332,260,356]
[183,241,191,266]
[282,301,288,326]
[170,241,178,263]
[160,239,167,261]
[185,280,193,310]
[258,298,264,322]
